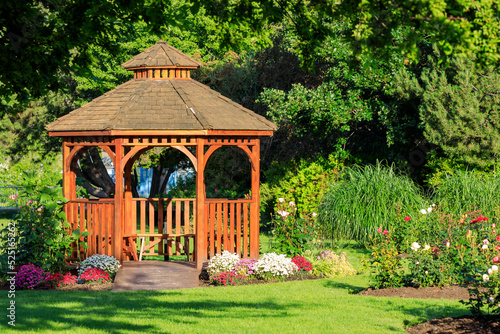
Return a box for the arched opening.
[122,146,197,262]
[204,146,252,199]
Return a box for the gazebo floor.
[112,260,201,291]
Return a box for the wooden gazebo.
[46,41,276,269]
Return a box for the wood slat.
[229,202,235,253]
[149,200,155,254]
[243,202,248,257]
[158,198,164,255]
[236,203,242,255]
[223,202,228,251]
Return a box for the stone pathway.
[112,261,201,291]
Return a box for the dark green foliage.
[0,180,77,273]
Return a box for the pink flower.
[289,201,296,207]
[278,198,285,203]
[497,235,500,242]
[484,239,490,245]
[404,216,411,221]
[495,245,500,251]
[493,224,497,228]
[494,256,500,263]
[8,194,18,201]
[383,229,389,235]
[377,227,382,233]
[278,211,290,218]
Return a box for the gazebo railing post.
[250,139,260,259]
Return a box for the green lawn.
[0,246,469,334]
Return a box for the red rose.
[404,216,411,221]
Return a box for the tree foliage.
[412,58,500,168]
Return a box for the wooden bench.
[124,233,195,261]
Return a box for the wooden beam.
[207,130,274,136]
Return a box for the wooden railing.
[65,199,115,260]
[205,198,252,258]
[126,198,196,258]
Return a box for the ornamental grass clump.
[78,254,121,277]
[15,264,50,289]
[253,253,298,280]
[308,250,357,278]
[207,251,241,278]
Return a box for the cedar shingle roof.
[46,41,276,133]
[121,40,202,69]
[46,78,276,132]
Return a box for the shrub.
[463,264,500,315]
[366,230,405,289]
[80,268,110,283]
[318,162,427,245]
[15,264,49,289]
[207,251,241,278]
[271,198,316,256]
[78,254,121,277]
[306,250,357,278]
[252,253,298,280]
[1,184,75,273]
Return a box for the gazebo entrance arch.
[48,41,276,269]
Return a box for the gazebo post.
[114,138,124,262]
[250,139,261,259]
[195,138,206,269]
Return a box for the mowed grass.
[0,246,468,334]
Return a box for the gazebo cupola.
[47,40,276,269]
[122,40,201,80]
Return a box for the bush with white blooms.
[253,253,298,279]
[78,254,121,277]
[207,251,241,277]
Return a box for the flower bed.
[205,250,356,286]
[366,208,500,315]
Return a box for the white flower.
[482,244,489,250]
[278,211,290,217]
[415,261,420,265]
[253,253,298,279]
[488,268,493,275]
[424,244,431,251]
[288,201,296,207]
[207,251,240,277]
[492,265,499,272]
[78,254,121,277]
[420,209,427,215]
[312,212,318,217]
[489,297,495,303]
[483,274,490,282]
[432,204,436,207]
[411,242,421,252]
[446,242,451,247]
[425,271,428,275]
[278,198,285,203]
[427,207,433,213]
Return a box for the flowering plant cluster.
[234,258,257,277]
[15,264,50,289]
[2,185,77,272]
[206,252,317,286]
[80,267,110,283]
[271,197,316,256]
[207,251,241,277]
[305,250,357,279]
[369,210,500,315]
[291,255,312,271]
[47,272,78,287]
[78,254,121,277]
[210,271,247,286]
[253,253,298,279]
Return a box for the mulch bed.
[359,286,500,333]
